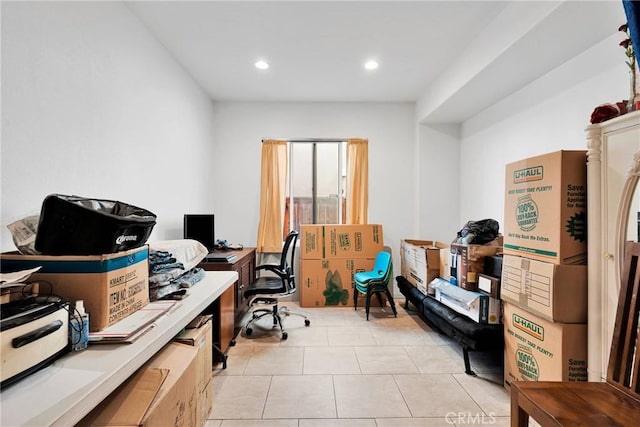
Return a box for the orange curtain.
[256,140,288,253]
[346,138,368,224]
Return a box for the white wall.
[210,101,416,271]
[456,39,630,233]
[417,124,460,242]
[1,1,216,251]
[2,1,629,272]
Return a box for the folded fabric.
[150,282,182,301]
[149,268,185,286]
[149,267,206,301]
[150,261,184,274]
[174,267,205,288]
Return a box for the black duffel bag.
[34,194,157,255]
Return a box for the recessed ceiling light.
[255,60,269,70]
[364,60,378,70]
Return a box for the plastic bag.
[453,219,500,245]
[34,194,157,255]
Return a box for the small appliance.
[1,298,69,389]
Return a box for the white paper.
[88,300,177,341]
[0,266,42,288]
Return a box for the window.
[285,140,347,237]
[256,138,367,254]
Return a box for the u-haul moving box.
[501,254,587,323]
[503,150,587,265]
[400,240,448,294]
[0,246,149,331]
[503,303,587,388]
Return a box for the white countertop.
[0,270,237,427]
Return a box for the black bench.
[396,275,503,376]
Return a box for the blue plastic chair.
[353,250,397,320]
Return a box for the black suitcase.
[34,194,157,255]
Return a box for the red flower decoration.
[619,23,635,72]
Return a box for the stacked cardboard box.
[0,246,150,331]
[450,241,502,291]
[299,224,383,307]
[501,150,588,387]
[400,239,448,295]
[399,238,504,324]
[79,342,199,426]
[439,237,504,324]
[173,315,214,426]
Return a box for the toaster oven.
[1,298,69,389]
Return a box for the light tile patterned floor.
[206,300,510,426]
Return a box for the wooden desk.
[200,247,256,330]
[0,271,237,427]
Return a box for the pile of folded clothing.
[147,240,208,301]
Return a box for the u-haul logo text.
[513,166,543,184]
[513,313,544,340]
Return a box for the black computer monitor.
[183,214,215,251]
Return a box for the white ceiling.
[126,1,626,123]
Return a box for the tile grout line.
[260,374,275,420]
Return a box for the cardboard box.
[501,254,587,323]
[503,303,587,387]
[300,224,383,259]
[400,240,448,292]
[431,278,501,324]
[82,342,199,426]
[173,314,213,392]
[450,243,502,291]
[300,257,387,307]
[198,378,213,427]
[440,248,450,280]
[503,150,587,265]
[0,247,149,331]
[174,316,214,426]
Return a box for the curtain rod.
[261,138,347,143]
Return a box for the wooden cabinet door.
[219,285,235,354]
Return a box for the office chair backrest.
[281,231,299,292]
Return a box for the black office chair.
[243,230,310,340]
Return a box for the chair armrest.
[256,264,286,277]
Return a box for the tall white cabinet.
[586,110,640,382]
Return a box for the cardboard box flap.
[403,240,449,250]
[185,314,212,330]
[431,278,482,307]
[85,343,199,426]
[92,368,169,426]
[175,317,212,348]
